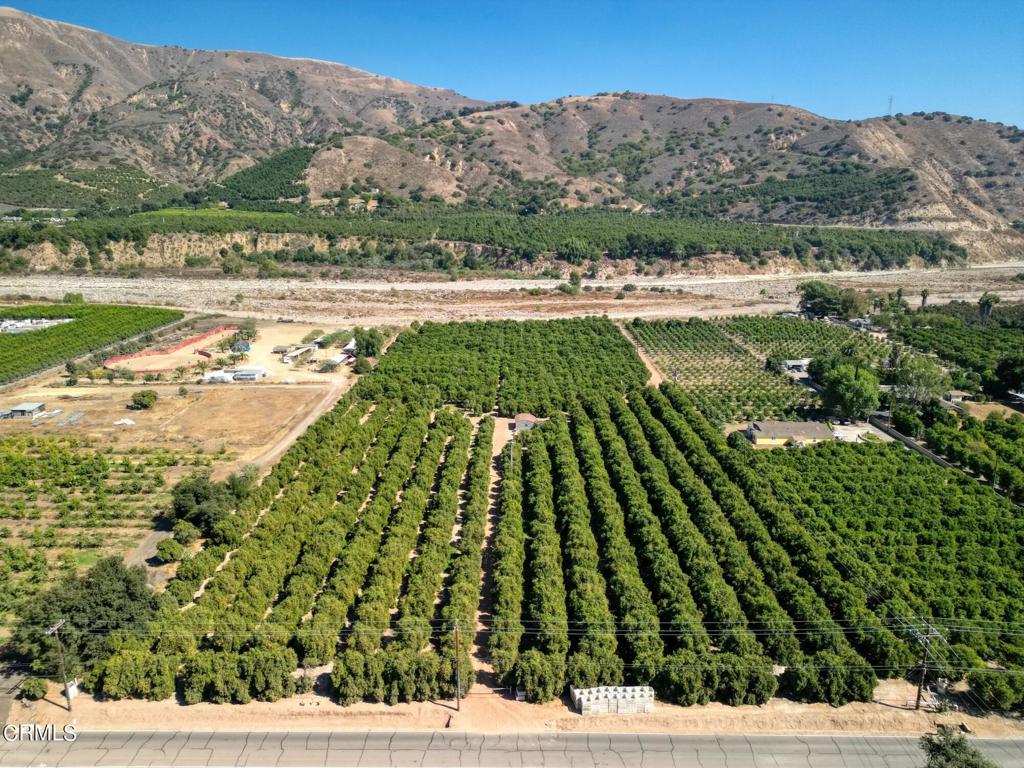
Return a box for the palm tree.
[978,292,1000,322]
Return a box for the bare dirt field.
[962,401,1024,420]
[13,678,1024,738]
[2,262,1023,326]
[0,382,336,473]
[107,326,238,373]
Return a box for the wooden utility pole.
[912,622,940,710]
[454,620,462,712]
[46,619,71,712]
[914,648,928,710]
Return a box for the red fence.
[103,325,239,369]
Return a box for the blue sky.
[15,0,1024,126]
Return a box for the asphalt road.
[2,732,1024,768]
[0,666,26,726]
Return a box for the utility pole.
[911,621,941,710]
[453,620,462,712]
[46,619,72,712]
[888,95,894,117]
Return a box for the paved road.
[0,665,26,726]
[2,732,1024,768]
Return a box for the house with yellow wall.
[746,420,834,447]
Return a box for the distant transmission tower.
[887,95,894,116]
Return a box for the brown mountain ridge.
[1,7,1022,258]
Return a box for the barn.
[8,402,46,419]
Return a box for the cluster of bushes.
[295,406,435,665]
[491,406,789,706]
[514,428,571,701]
[889,306,1024,395]
[967,669,1024,711]
[330,648,457,705]
[490,441,526,682]
[346,413,467,653]
[546,417,622,689]
[168,466,258,543]
[658,164,916,222]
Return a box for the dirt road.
[12,678,1024,738]
[618,323,664,386]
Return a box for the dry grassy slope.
[2,7,1022,256]
[455,95,820,203]
[305,96,826,207]
[838,117,1023,228]
[305,138,461,203]
[494,96,1019,223]
[315,93,1022,232]
[0,7,483,180]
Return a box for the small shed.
[747,420,834,447]
[782,358,812,373]
[342,337,358,355]
[282,345,315,364]
[513,413,540,432]
[944,390,972,403]
[272,345,291,354]
[10,402,45,419]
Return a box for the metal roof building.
[9,402,46,418]
[747,420,834,446]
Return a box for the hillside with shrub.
[0,8,1021,262]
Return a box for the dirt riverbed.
[2,263,1023,325]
